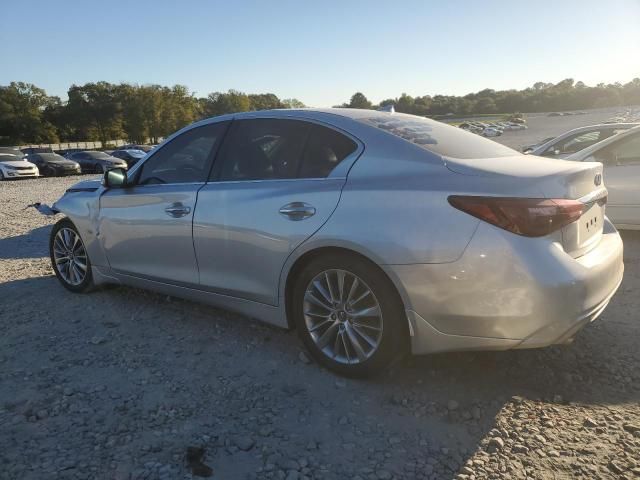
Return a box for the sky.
[1,0,639,106]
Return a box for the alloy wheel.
[303,269,384,365]
[52,228,88,286]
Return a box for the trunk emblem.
[594,174,602,186]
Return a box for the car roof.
[567,125,640,160]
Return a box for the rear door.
[97,122,228,285]
[591,131,640,227]
[193,118,361,305]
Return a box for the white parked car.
[0,148,39,180]
[567,126,640,229]
[482,127,502,137]
[527,123,638,157]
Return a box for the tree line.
[0,82,305,146]
[1,78,639,146]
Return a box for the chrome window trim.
[204,177,346,186]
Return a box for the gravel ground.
[1,175,640,480]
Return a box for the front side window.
[298,124,357,178]
[217,119,309,181]
[137,122,228,185]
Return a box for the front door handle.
[164,203,191,218]
[279,202,316,221]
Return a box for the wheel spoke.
[337,270,346,303]
[346,277,359,305]
[312,279,333,306]
[324,272,337,305]
[345,324,368,361]
[350,304,381,318]
[350,289,371,306]
[308,318,334,333]
[305,291,333,311]
[351,323,378,349]
[315,322,339,350]
[340,331,352,363]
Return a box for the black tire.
[49,218,95,293]
[292,253,407,378]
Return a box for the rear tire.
[292,253,406,377]
[49,219,95,293]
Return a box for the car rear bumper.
[385,218,624,355]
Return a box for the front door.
[593,131,640,227]
[97,121,229,285]
[193,118,361,305]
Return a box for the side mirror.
[103,167,128,188]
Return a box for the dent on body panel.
[53,190,107,267]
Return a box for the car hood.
[0,160,36,168]
[65,179,102,192]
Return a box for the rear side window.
[602,132,640,166]
[357,113,516,159]
[298,125,357,178]
[217,119,309,181]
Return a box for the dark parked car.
[65,151,127,173]
[110,149,147,168]
[27,153,81,176]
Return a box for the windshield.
[0,148,23,156]
[86,151,112,159]
[357,112,517,159]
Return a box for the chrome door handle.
[279,202,316,221]
[164,203,191,218]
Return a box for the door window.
[137,122,228,185]
[547,131,604,155]
[217,119,309,181]
[298,124,357,178]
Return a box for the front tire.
[292,253,406,377]
[49,219,94,293]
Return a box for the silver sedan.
[49,109,624,377]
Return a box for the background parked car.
[566,125,640,229]
[26,153,81,176]
[110,149,147,168]
[0,147,39,179]
[120,144,155,153]
[65,150,128,173]
[527,123,639,158]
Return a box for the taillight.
[448,196,584,237]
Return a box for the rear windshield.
[356,113,517,159]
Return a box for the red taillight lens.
[448,196,584,237]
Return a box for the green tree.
[0,82,58,145]
[202,89,251,117]
[282,98,306,108]
[346,92,372,109]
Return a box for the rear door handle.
[279,202,316,221]
[164,203,191,218]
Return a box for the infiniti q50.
[48,109,624,377]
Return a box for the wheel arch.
[282,245,412,344]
